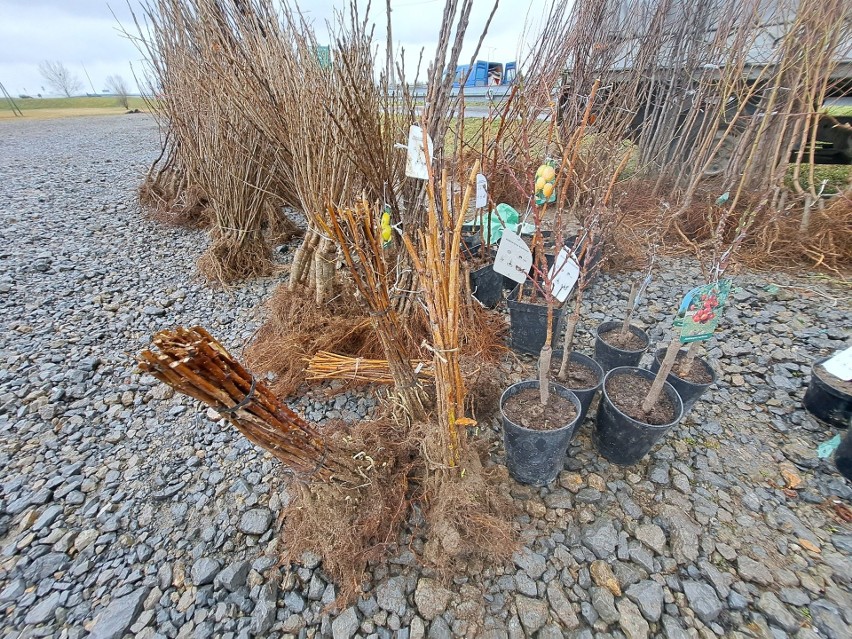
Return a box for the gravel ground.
[0,115,850,639]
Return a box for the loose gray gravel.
[0,114,850,639]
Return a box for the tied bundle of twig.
[306,351,434,384]
[138,326,372,487]
[402,162,481,469]
[320,203,428,418]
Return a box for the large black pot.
[650,348,716,415]
[546,351,604,430]
[507,285,565,355]
[594,320,649,372]
[469,263,503,308]
[803,358,852,429]
[501,380,582,486]
[593,367,683,465]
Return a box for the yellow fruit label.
[535,177,546,192]
[542,182,554,198]
[541,165,556,181]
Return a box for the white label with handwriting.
[493,230,532,283]
[475,173,488,208]
[405,125,433,180]
[549,247,580,303]
[823,346,852,381]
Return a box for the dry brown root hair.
[139,170,212,229]
[262,199,304,245]
[196,229,275,285]
[417,430,518,579]
[280,418,419,603]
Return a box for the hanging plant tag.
[476,173,488,208]
[405,125,433,180]
[534,161,557,206]
[493,230,532,283]
[549,247,580,303]
[634,273,652,309]
[823,346,852,381]
[673,279,732,343]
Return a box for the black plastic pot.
[469,263,503,308]
[545,351,604,428]
[803,358,852,429]
[650,348,717,415]
[507,285,565,355]
[501,380,582,486]
[594,320,649,372]
[836,427,852,481]
[593,367,684,465]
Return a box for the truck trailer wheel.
[703,129,739,177]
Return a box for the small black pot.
[804,358,852,429]
[507,285,565,355]
[469,263,503,308]
[836,427,852,481]
[593,367,684,465]
[501,380,582,486]
[546,351,604,429]
[649,348,717,416]
[594,320,649,372]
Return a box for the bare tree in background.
[38,61,83,97]
[105,75,130,108]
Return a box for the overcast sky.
[0,0,542,97]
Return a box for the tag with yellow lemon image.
[380,208,393,247]
[534,162,556,206]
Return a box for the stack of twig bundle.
[321,202,428,418]
[306,351,434,384]
[403,163,480,469]
[138,326,373,487]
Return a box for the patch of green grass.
[785,163,851,195]
[825,105,852,117]
[0,95,149,112]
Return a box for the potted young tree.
[594,278,731,464]
[594,277,651,372]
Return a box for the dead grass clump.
[196,230,274,283]
[281,418,418,602]
[245,285,399,397]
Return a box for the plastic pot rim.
[508,283,566,310]
[601,366,684,430]
[500,380,582,434]
[811,357,852,401]
[652,347,718,386]
[548,350,605,392]
[595,320,650,354]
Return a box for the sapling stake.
[620,282,639,337]
[642,337,682,414]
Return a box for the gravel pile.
[0,114,850,639]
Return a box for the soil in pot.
[551,360,599,390]
[605,373,677,425]
[502,388,577,431]
[672,352,714,384]
[814,364,852,395]
[599,328,646,351]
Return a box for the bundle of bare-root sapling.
[138,325,418,601]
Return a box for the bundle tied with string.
[138,326,375,487]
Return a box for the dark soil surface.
[606,372,678,425]
[599,326,647,351]
[671,352,715,385]
[815,363,852,395]
[503,387,577,431]
[551,359,600,390]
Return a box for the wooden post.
[621,282,638,337]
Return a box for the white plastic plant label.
[475,173,488,208]
[549,247,580,303]
[493,230,532,284]
[405,125,433,180]
[823,346,852,381]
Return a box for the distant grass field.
[0,96,150,120]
